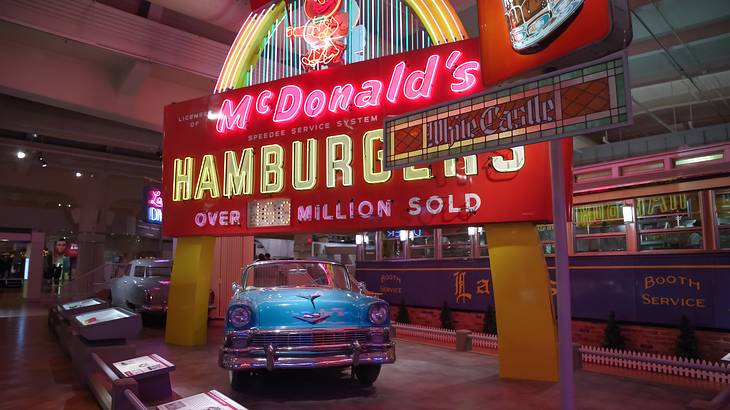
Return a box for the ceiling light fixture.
[75,171,82,178]
[16,150,26,159]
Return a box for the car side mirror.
[357,281,367,294]
[232,282,242,294]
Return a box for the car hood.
[231,287,383,330]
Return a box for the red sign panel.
[478,0,632,88]
[162,39,567,237]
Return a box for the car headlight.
[368,303,389,325]
[228,305,253,329]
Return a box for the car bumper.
[139,304,167,315]
[219,329,396,371]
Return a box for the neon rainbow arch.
[214,0,467,93]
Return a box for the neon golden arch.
[214,0,467,93]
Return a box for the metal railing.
[42,262,128,303]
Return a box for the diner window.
[636,192,702,250]
[477,227,487,257]
[357,232,377,260]
[382,230,404,259]
[537,224,556,254]
[409,229,434,259]
[573,202,627,253]
[715,190,730,249]
[441,226,472,258]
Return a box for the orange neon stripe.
[228,7,273,89]
[215,12,256,93]
[220,13,261,91]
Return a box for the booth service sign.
[163,39,569,237]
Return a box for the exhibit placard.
[157,390,247,410]
[61,299,101,311]
[75,308,131,326]
[383,54,630,169]
[113,354,174,377]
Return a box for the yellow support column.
[485,222,559,382]
[165,236,216,346]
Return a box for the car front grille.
[250,329,370,348]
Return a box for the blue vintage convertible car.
[219,260,395,389]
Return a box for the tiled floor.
[0,290,723,409]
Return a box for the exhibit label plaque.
[61,299,101,311]
[157,390,247,410]
[113,354,174,377]
[75,308,131,326]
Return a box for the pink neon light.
[147,189,163,208]
[214,51,474,133]
[216,97,253,132]
[451,61,480,93]
[304,89,327,117]
[328,84,355,113]
[256,90,274,114]
[445,50,461,70]
[353,80,384,108]
[387,62,406,103]
[403,55,439,100]
[273,85,304,123]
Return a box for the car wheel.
[229,370,251,391]
[354,364,381,386]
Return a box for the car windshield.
[244,262,349,290]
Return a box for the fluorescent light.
[355,234,363,245]
[16,150,26,159]
[468,226,477,236]
[674,153,723,167]
[399,230,408,241]
[622,205,634,223]
[363,235,370,245]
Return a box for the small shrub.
[482,304,498,335]
[603,311,625,350]
[396,299,410,324]
[676,315,700,359]
[440,301,454,330]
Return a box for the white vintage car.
[110,259,214,316]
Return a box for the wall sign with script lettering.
[357,252,730,331]
[383,53,630,170]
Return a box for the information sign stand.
[157,390,248,410]
[68,307,142,385]
[50,298,110,356]
[112,354,176,402]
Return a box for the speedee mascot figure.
[287,0,349,68]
